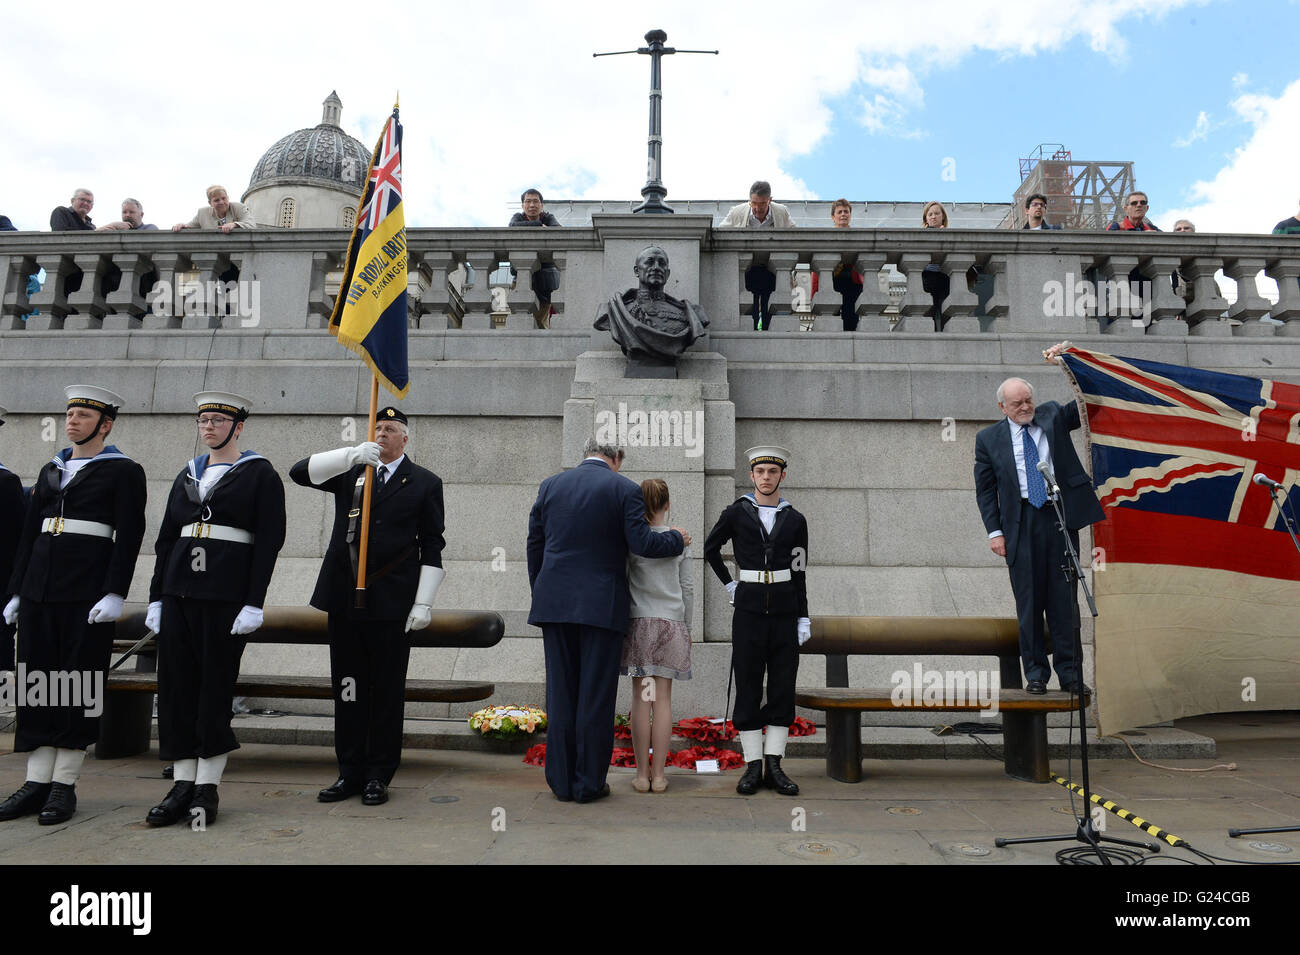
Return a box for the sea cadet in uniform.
[144,392,286,826]
[0,406,26,672]
[0,386,146,825]
[703,445,810,796]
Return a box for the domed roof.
[246,92,369,196]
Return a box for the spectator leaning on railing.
[720,180,795,331]
[507,189,561,322]
[172,185,256,233]
[829,199,862,331]
[1273,201,1300,236]
[50,188,95,231]
[97,198,158,232]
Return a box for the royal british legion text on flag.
[329,104,409,397]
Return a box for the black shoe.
[764,756,799,796]
[736,759,763,795]
[0,781,52,822]
[162,764,174,779]
[146,781,196,827]
[188,784,218,826]
[362,779,388,806]
[37,783,76,826]
[1026,680,1047,695]
[576,783,610,804]
[317,778,363,803]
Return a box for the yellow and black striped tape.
[1051,774,1186,847]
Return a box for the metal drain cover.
[779,839,860,861]
[886,806,922,815]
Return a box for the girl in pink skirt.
[622,478,693,793]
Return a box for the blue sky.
[787,1,1298,231]
[1,0,1296,233]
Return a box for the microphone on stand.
[1037,460,1060,496]
[1253,473,1284,490]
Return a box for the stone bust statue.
[594,245,709,366]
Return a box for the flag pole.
[354,373,380,608]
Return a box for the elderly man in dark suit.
[527,438,689,803]
[291,407,445,807]
[974,343,1105,694]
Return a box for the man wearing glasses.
[974,347,1104,696]
[1108,191,1161,232]
[1021,194,1062,231]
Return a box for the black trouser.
[1008,498,1080,686]
[731,608,799,731]
[328,615,411,784]
[14,600,112,752]
[745,265,776,330]
[922,266,949,331]
[0,621,13,670]
[157,596,247,760]
[540,622,622,801]
[833,272,862,331]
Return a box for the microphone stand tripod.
[995,470,1160,862]
[1229,479,1300,839]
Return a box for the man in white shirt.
[973,347,1104,695]
[720,181,795,330]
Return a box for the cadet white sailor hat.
[746,445,791,469]
[193,391,253,420]
[65,385,125,419]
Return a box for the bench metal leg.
[1002,711,1049,783]
[825,710,863,783]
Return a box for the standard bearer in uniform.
[290,407,446,807]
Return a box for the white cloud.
[1173,111,1211,148]
[1166,78,1300,233]
[0,0,1204,228]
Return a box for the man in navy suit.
[974,344,1105,694]
[527,438,688,802]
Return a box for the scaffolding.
[1013,144,1135,230]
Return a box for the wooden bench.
[796,616,1089,784]
[97,606,504,759]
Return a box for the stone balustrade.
[3,223,1298,337]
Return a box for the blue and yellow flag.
[329,104,409,397]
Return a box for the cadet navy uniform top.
[7,447,146,604]
[703,495,809,619]
[148,452,286,607]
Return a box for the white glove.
[797,617,812,647]
[725,580,738,604]
[306,443,381,483]
[145,601,163,634]
[230,605,264,636]
[349,442,382,468]
[2,595,18,626]
[88,593,125,624]
[405,604,432,633]
[405,566,446,632]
